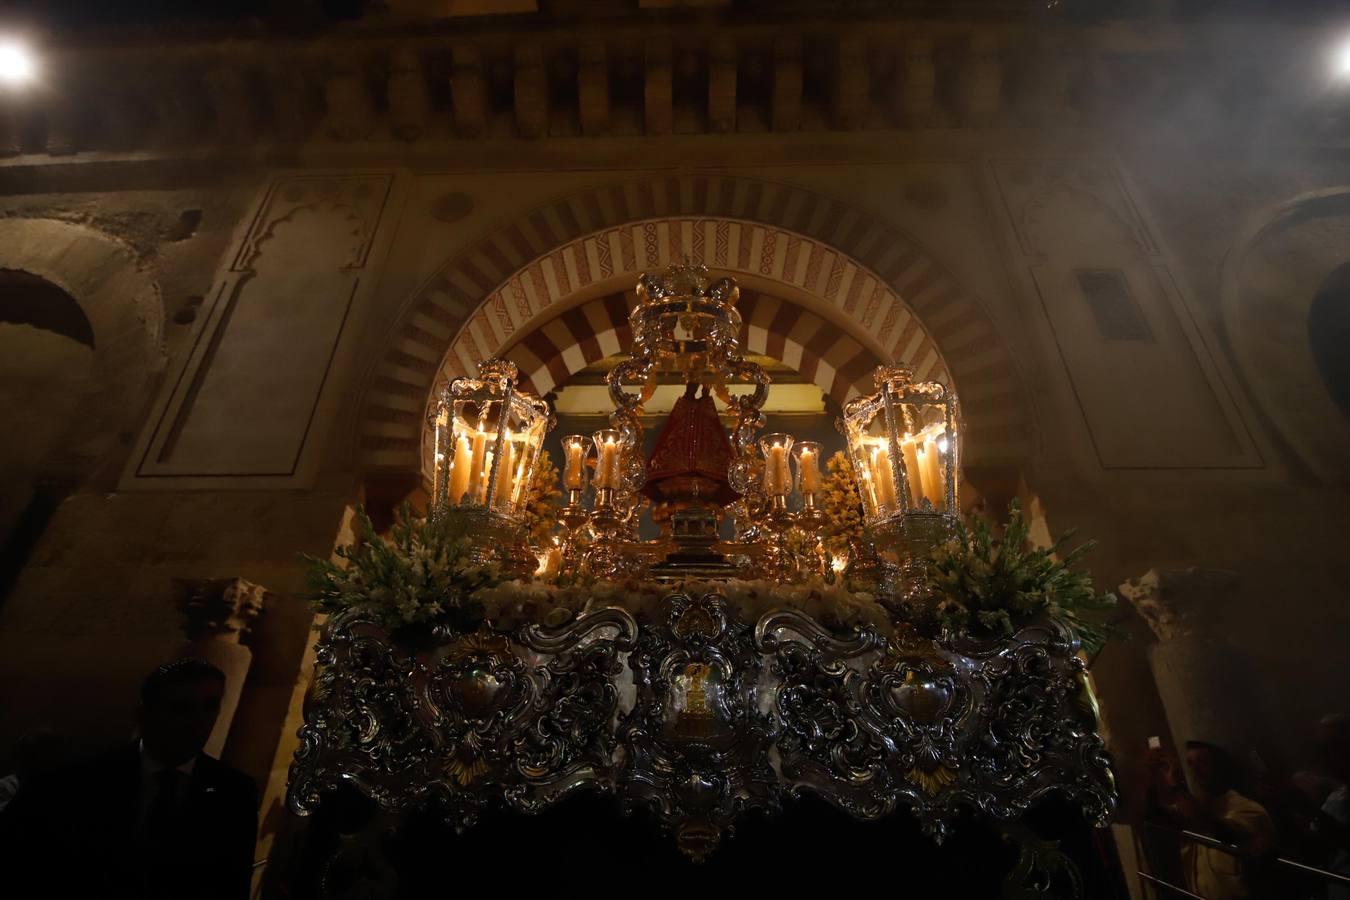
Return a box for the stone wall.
[1,115,1349,872]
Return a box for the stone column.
[173,577,267,758]
[1120,568,1255,775]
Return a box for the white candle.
[563,440,586,490]
[479,449,493,503]
[919,438,943,509]
[492,441,516,508]
[872,445,898,512]
[448,434,472,504]
[858,467,879,515]
[900,439,923,508]
[798,446,820,494]
[466,431,488,503]
[595,436,620,489]
[764,444,789,495]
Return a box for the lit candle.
[856,465,877,514]
[492,441,517,508]
[919,437,943,509]
[479,449,493,503]
[447,433,472,504]
[764,444,789,495]
[872,445,898,512]
[562,437,586,491]
[594,431,621,490]
[466,431,488,503]
[900,438,923,508]
[797,445,820,494]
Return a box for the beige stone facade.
[2,1,1350,879]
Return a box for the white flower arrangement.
[305,505,503,633]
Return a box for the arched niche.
[0,218,163,486]
[1222,190,1350,481]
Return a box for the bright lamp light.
[1336,38,1350,81]
[0,41,36,87]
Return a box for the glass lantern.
[840,365,960,525]
[430,358,552,520]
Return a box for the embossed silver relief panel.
[288,593,1115,861]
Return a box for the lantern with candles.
[430,358,553,522]
[840,365,960,529]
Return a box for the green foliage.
[304,504,502,632]
[925,501,1115,652]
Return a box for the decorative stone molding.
[0,19,1333,157]
[1118,567,1241,642]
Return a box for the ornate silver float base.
[288,592,1115,865]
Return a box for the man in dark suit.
[3,659,258,899]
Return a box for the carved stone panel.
[132,174,395,482]
[992,159,1261,470]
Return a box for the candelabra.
[750,433,832,583]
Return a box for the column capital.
[1118,567,1240,642]
[174,576,267,644]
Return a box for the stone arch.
[0,217,164,446]
[360,176,1031,477]
[1220,189,1350,481]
